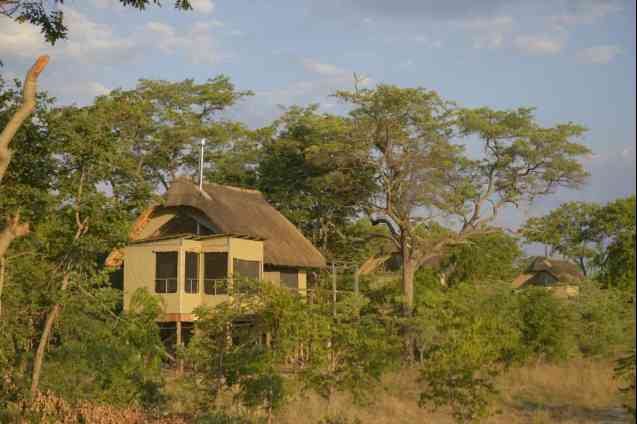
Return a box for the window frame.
[184,251,200,294]
[203,252,229,296]
[155,251,178,294]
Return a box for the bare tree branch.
[0,55,49,183]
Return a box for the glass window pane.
[204,253,228,279]
[185,252,199,293]
[280,271,298,290]
[155,252,178,279]
[233,259,260,280]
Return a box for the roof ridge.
[204,182,263,195]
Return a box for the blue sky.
[1,0,635,228]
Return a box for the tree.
[441,230,523,287]
[0,0,192,45]
[591,195,636,291]
[335,85,590,311]
[257,106,375,255]
[28,102,136,395]
[94,76,252,194]
[521,201,602,276]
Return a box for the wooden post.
[176,320,183,374]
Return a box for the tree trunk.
[0,212,29,260]
[578,257,588,277]
[30,272,70,396]
[0,56,49,183]
[402,254,415,313]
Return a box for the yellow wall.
[263,271,280,286]
[123,238,183,314]
[123,236,269,319]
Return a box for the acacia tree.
[521,201,602,276]
[336,85,590,311]
[94,77,252,195]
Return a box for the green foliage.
[40,287,166,407]
[257,106,375,256]
[186,279,400,418]
[416,283,522,423]
[522,195,636,290]
[93,76,253,195]
[442,231,523,287]
[592,196,636,291]
[573,281,632,356]
[516,288,576,362]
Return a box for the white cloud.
[513,35,564,55]
[190,0,215,15]
[301,58,347,77]
[0,19,46,58]
[457,16,514,49]
[576,45,622,64]
[0,7,136,64]
[56,80,111,99]
[620,147,634,160]
[411,35,443,49]
[60,7,137,64]
[145,21,222,65]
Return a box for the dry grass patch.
[497,359,628,423]
[276,359,630,424]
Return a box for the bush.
[574,281,632,356]
[516,287,576,362]
[416,283,522,422]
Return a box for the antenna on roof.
[198,138,206,191]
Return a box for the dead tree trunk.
[0,55,49,183]
[0,56,49,261]
[30,272,70,395]
[0,212,30,260]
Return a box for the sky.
[1,0,635,229]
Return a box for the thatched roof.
[161,178,326,268]
[526,257,584,281]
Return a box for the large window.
[280,270,298,290]
[204,252,228,295]
[233,258,260,280]
[185,252,199,293]
[155,251,178,293]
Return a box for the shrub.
[574,281,632,356]
[416,283,522,423]
[516,287,576,362]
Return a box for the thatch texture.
[526,257,584,281]
[163,178,326,268]
[513,257,584,288]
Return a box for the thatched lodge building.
[512,256,584,297]
[106,178,326,328]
